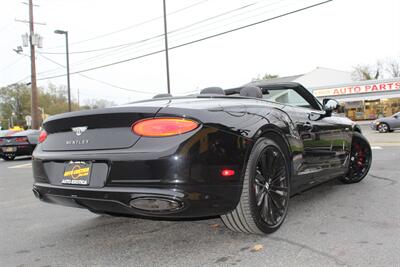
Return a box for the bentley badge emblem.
[71,126,88,136]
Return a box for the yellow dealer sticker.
[62,162,92,185]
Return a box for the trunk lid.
[42,101,168,151]
[40,96,258,152]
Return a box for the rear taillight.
[0,138,3,145]
[39,131,48,143]
[132,118,199,137]
[15,137,28,143]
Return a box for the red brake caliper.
[354,143,364,169]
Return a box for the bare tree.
[352,60,384,81]
[353,58,400,81]
[385,59,400,78]
[352,64,380,81]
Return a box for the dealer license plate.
[62,161,92,185]
[2,147,17,153]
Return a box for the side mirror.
[322,98,339,116]
[323,98,339,110]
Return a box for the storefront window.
[338,98,400,121]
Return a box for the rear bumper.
[33,182,242,218]
[31,127,251,218]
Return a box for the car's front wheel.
[377,122,389,133]
[221,136,290,234]
[338,132,372,184]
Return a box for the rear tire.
[221,136,290,234]
[338,132,372,184]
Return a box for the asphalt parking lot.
[1,128,399,267]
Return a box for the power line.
[44,0,210,50]
[62,0,282,70]
[34,0,301,76]
[39,1,258,55]
[78,73,153,95]
[39,39,157,55]
[38,53,153,95]
[35,0,279,76]
[37,0,332,81]
[0,57,25,72]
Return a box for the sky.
[0,0,399,105]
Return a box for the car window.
[262,89,312,109]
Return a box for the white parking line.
[8,163,32,169]
[371,146,382,150]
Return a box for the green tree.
[0,83,78,128]
[83,99,116,109]
[39,83,79,115]
[0,82,116,129]
[0,83,31,129]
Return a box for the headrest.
[240,86,263,98]
[200,87,225,95]
[153,93,172,99]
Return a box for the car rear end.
[0,131,38,160]
[32,99,251,218]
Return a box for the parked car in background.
[371,112,400,133]
[0,129,41,160]
[0,129,19,137]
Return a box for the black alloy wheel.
[221,137,290,234]
[254,146,289,227]
[338,132,372,184]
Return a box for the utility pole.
[163,0,171,94]
[28,0,40,129]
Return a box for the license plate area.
[62,161,92,185]
[2,147,17,153]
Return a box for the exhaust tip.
[129,197,183,212]
[32,188,42,200]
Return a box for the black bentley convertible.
[32,82,371,234]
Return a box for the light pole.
[54,29,71,112]
[163,0,171,94]
[11,112,15,128]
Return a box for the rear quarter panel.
[156,97,303,186]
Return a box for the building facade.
[251,67,400,121]
[312,78,400,120]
